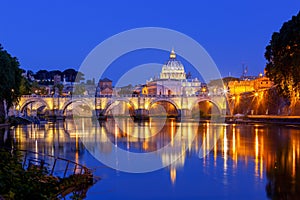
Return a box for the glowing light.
[170,167,177,184]
[203,130,206,162]
[255,128,259,177]
[223,127,228,171]
[260,133,264,179]
[232,127,237,164]
[143,141,149,150]
[254,92,259,97]
[171,120,174,146]
[35,139,38,160]
[214,130,217,165]
[114,123,118,146]
[206,125,210,151]
[292,141,296,177]
[260,156,263,179]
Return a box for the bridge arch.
[148,98,180,117]
[61,98,94,116]
[104,98,136,116]
[190,99,221,118]
[20,98,50,113]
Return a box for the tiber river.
[2,118,300,199]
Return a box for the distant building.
[133,84,148,95]
[96,78,113,95]
[146,49,202,96]
[228,73,274,95]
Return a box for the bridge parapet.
[16,94,227,119]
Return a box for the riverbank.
[0,123,9,128]
[0,147,96,199]
[227,115,300,125]
[0,116,38,128]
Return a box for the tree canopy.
[34,68,85,84]
[0,44,22,122]
[265,11,300,106]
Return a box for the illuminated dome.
[160,49,186,80]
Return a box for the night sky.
[1,0,299,83]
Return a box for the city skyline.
[1,1,300,83]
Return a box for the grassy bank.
[0,148,95,199]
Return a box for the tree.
[265,11,300,108]
[34,70,48,81]
[118,84,134,95]
[19,77,31,95]
[62,69,85,83]
[75,71,85,82]
[26,70,35,81]
[62,68,77,82]
[0,44,22,122]
[73,83,86,95]
[53,83,64,95]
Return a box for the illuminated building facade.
[228,73,274,95]
[96,78,113,95]
[145,49,201,96]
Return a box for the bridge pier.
[134,109,149,120]
[96,109,107,120]
[180,109,191,119]
[47,109,64,121]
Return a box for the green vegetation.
[0,45,22,123]
[0,148,94,199]
[53,83,64,95]
[19,77,31,95]
[265,11,300,107]
[0,149,58,199]
[34,69,85,85]
[73,83,86,95]
[118,84,134,95]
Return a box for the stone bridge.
[15,94,227,119]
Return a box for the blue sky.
[1,0,299,83]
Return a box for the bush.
[0,149,94,199]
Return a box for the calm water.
[2,118,300,199]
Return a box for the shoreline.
[0,123,10,128]
[3,115,300,127]
[226,115,300,125]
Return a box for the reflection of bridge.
[15,94,226,119]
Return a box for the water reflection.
[1,119,300,198]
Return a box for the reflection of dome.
[160,49,186,80]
